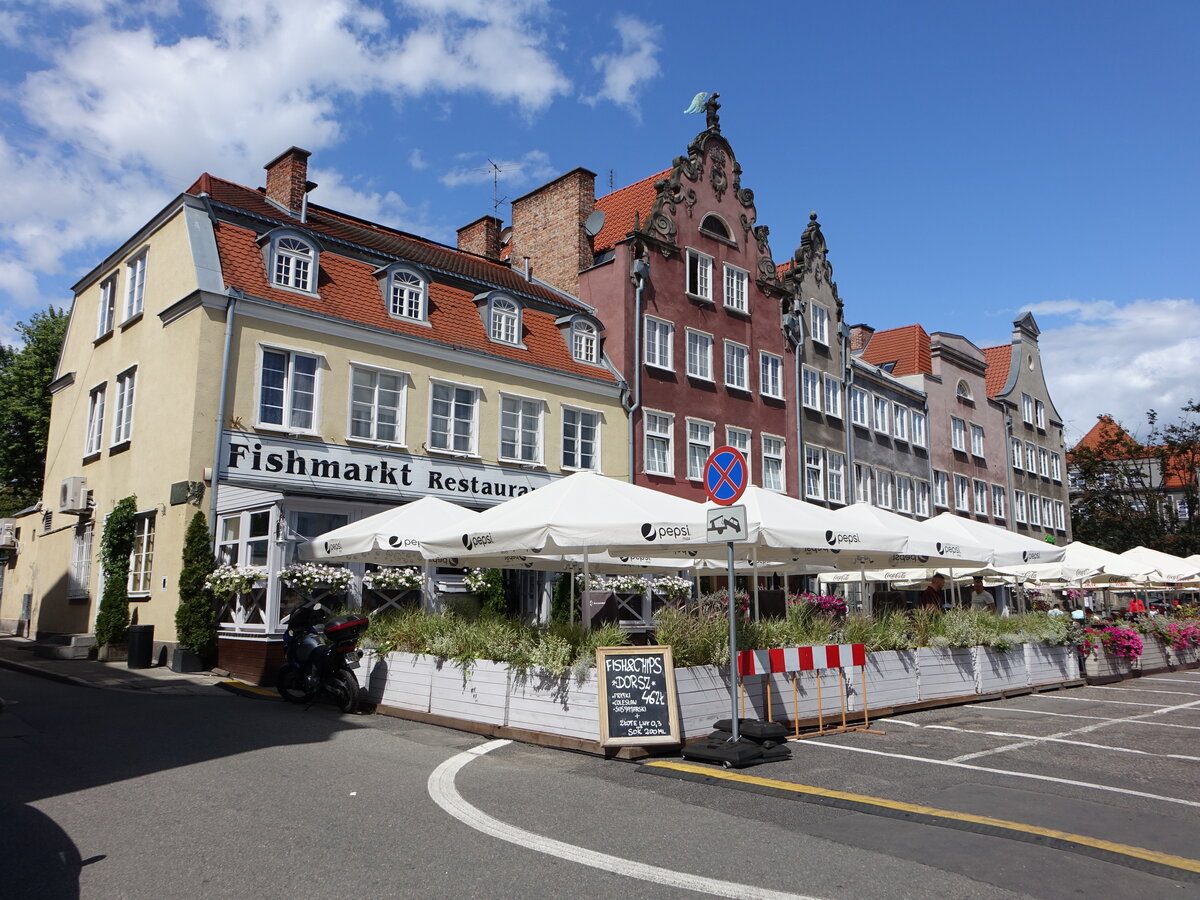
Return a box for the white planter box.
[1025,643,1077,685]
[1167,645,1200,667]
[507,669,601,741]
[1082,648,1131,680]
[430,658,510,725]
[917,647,977,700]
[846,650,920,713]
[740,670,844,726]
[976,646,1028,693]
[360,651,435,712]
[1135,637,1170,672]
[673,665,734,740]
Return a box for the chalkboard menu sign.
[596,645,680,747]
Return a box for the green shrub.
[175,511,218,657]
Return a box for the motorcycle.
[276,599,369,713]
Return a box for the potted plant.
[172,511,217,672]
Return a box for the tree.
[1147,401,1200,557]
[95,495,137,647]
[0,307,68,517]
[176,510,218,658]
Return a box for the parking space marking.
[951,696,1200,763]
[1139,677,1200,685]
[1031,695,1173,708]
[645,761,1200,881]
[792,740,1200,809]
[1091,685,1200,697]
[981,706,1200,731]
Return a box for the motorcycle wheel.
[277,666,317,704]
[329,668,360,714]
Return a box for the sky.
[1,0,1197,446]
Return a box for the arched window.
[956,379,973,401]
[490,297,520,344]
[273,237,314,291]
[700,214,733,242]
[571,320,598,363]
[389,269,427,321]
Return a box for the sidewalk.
[0,634,227,696]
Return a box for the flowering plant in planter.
[1080,625,1143,660]
[651,575,694,602]
[699,588,750,615]
[204,565,267,597]
[1149,620,1200,651]
[281,563,354,593]
[362,567,423,592]
[608,574,653,595]
[788,592,847,617]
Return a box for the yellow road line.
[220,680,278,697]
[646,760,1200,875]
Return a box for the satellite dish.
[583,209,606,237]
[499,227,512,247]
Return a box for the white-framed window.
[686,418,715,480]
[490,296,520,345]
[645,316,674,370]
[724,341,749,391]
[1054,500,1066,530]
[562,406,600,471]
[915,480,931,517]
[973,479,988,516]
[123,249,148,320]
[1029,493,1041,526]
[68,522,94,598]
[760,352,783,399]
[429,380,479,455]
[726,426,751,466]
[1014,491,1028,524]
[824,376,842,417]
[950,417,967,452]
[1022,393,1034,424]
[85,384,106,456]
[259,347,319,431]
[1042,497,1055,528]
[112,367,136,445]
[956,379,973,402]
[992,485,1006,520]
[723,264,748,313]
[1038,447,1050,477]
[970,423,985,458]
[762,435,785,492]
[828,451,845,504]
[1011,437,1023,470]
[97,275,117,338]
[350,365,406,445]
[682,329,711,381]
[804,445,824,500]
[1051,452,1062,482]
[877,470,894,509]
[1026,441,1038,472]
[850,388,870,426]
[896,475,913,513]
[388,268,427,321]
[644,410,674,476]
[874,396,890,434]
[953,475,970,511]
[686,248,713,301]
[571,320,599,364]
[217,509,272,567]
[1035,399,1046,429]
[933,470,949,508]
[893,405,909,442]
[127,513,155,595]
[499,394,543,464]
[854,463,873,505]
[272,237,313,292]
[811,304,829,346]
[911,412,927,447]
[802,367,821,410]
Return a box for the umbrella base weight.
[712,718,789,744]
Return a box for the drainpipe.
[625,256,650,483]
[840,322,853,503]
[208,287,241,540]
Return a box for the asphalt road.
[2,666,1198,899]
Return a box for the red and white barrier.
[737,643,867,677]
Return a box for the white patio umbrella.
[299,496,477,565]
[1116,546,1200,584]
[998,540,1156,585]
[925,513,1066,567]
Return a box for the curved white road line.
[427,740,819,900]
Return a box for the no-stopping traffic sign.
[704,445,748,506]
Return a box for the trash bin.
[127,624,154,669]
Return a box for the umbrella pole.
[569,568,576,627]
[861,565,868,616]
[581,548,591,629]
[753,552,761,622]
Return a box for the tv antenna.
[487,159,508,219]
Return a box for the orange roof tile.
[982,344,1012,397]
[860,324,931,376]
[592,170,669,252]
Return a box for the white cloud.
[409,148,427,170]
[438,150,556,189]
[587,15,660,113]
[1027,297,1200,444]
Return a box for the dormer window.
[490,296,520,345]
[387,267,428,321]
[571,320,598,364]
[700,214,733,243]
[271,235,316,292]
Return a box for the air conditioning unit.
[59,476,90,514]
[0,519,16,549]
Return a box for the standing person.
[921,573,946,609]
[969,577,996,613]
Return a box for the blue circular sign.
[705,446,748,506]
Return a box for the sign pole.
[726,538,739,743]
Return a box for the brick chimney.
[457,215,503,260]
[264,146,312,214]
[509,167,597,296]
[849,323,875,352]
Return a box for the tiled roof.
[982,344,1012,397]
[1069,417,1197,489]
[859,324,931,376]
[190,174,584,313]
[592,170,669,252]
[210,220,614,383]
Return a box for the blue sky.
[1,0,1197,443]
